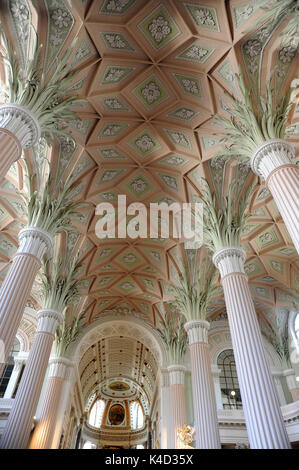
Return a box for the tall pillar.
[167,365,186,449]
[0,104,40,178]
[213,247,291,449]
[159,369,170,449]
[184,320,221,449]
[51,363,75,449]
[3,357,25,399]
[0,227,53,372]
[283,369,299,402]
[29,357,73,449]
[251,139,299,253]
[0,309,63,449]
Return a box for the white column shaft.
[0,310,62,449]
[251,139,299,253]
[0,331,54,448]
[0,228,52,372]
[169,384,186,449]
[222,272,290,448]
[189,342,221,449]
[29,358,71,449]
[0,253,40,371]
[267,165,299,253]
[0,129,21,178]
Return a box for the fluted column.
[0,227,53,373]
[51,363,75,449]
[29,357,73,449]
[184,320,221,449]
[213,247,291,449]
[0,104,40,178]
[251,139,299,253]
[159,368,171,449]
[167,365,186,449]
[283,369,299,402]
[0,309,63,449]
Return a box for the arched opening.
[217,349,242,410]
[0,337,21,398]
[88,399,106,428]
[82,440,97,449]
[130,401,144,430]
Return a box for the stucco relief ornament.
[105,0,130,12]
[52,9,71,29]
[105,98,122,109]
[168,155,184,165]
[141,82,161,104]
[195,9,216,26]
[148,16,171,43]
[174,108,194,120]
[186,45,208,60]
[105,34,126,49]
[136,135,154,152]
[102,192,115,200]
[11,2,28,20]
[239,5,253,21]
[131,179,147,193]
[244,39,262,57]
[105,68,125,82]
[162,175,177,190]
[102,170,119,181]
[124,253,137,263]
[182,79,199,94]
[103,124,121,136]
[171,132,188,146]
[102,149,118,158]
[279,46,297,63]
[121,282,134,290]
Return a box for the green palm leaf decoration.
[252,1,299,39]
[19,159,87,237]
[39,251,84,313]
[261,310,291,368]
[170,250,218,323]
[54,305,85,358]
[158,309,188,365]
[213,69,296,163]
[0,25,84,142]
[197,178,256,253]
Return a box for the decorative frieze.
[48,357,74,380]
[251,139,295,180]
[167,364,186,386]
[184,320,210,344]
[0,104,41,149]
[37,309,64,336]
[213,247,246,277]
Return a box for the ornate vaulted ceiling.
[0,0,298,404]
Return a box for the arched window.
[217,349,242,410]
[82,441,97,449]
[289,311,299,360]
[0,337,21,398]
[131,401,144,429]
[88,399,105,428]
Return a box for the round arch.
[67,314,168,369]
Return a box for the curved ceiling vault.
[0,0,298,406]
